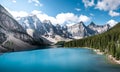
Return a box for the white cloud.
[78,15,90,22]
[31,10,57,24]
[109,10,120,17]
[56,13,78,24]
[82,0,120,17]
[82,0,94,8]
[75,8,81,11]
[28,0,43,7]
[56,13,90,25]
[31,10,90,25]
[8,10,28,18]
[5,7,28,18]
[38,13,57,24]
[95,0,120,11]
[31,10,42,14]
[107,19,118,27]
[8,8,90,25]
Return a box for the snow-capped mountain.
[17,15,46,36]
[17,16,71,44]
[54,24,71,38]
[107,20,118,27]
[68,21,96,39]
[87,22,111,34]
[42,20,55,37]
[16,14,115,44]
[0,4,45,52]
[17,16,55,36]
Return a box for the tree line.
[64,23,120,60]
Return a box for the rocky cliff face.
[0,4,45,53]
[87,22,110,34]
[68,21,96,39]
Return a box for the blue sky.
[0,0,120,26]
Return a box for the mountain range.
[0,4,116,52]
[17,14,112,43]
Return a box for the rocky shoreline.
[107,55,120,64]
[83,47,120,64]
[93,48,120,64]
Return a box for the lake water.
[0,47,120,72]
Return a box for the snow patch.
[107,20,118,27]
[26,28,34,37]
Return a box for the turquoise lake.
[0,47,120,72]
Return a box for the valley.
[0,0,120,72]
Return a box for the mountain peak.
[90,22,96,26]
[78,21,86,27]
[43,20,51,24]
[56,24,61,27]
[71,21,86,28]
[79,21,84,24]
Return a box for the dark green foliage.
[64,22,120,60]
[55,41,65,46]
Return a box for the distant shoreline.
[83,47,120,64]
